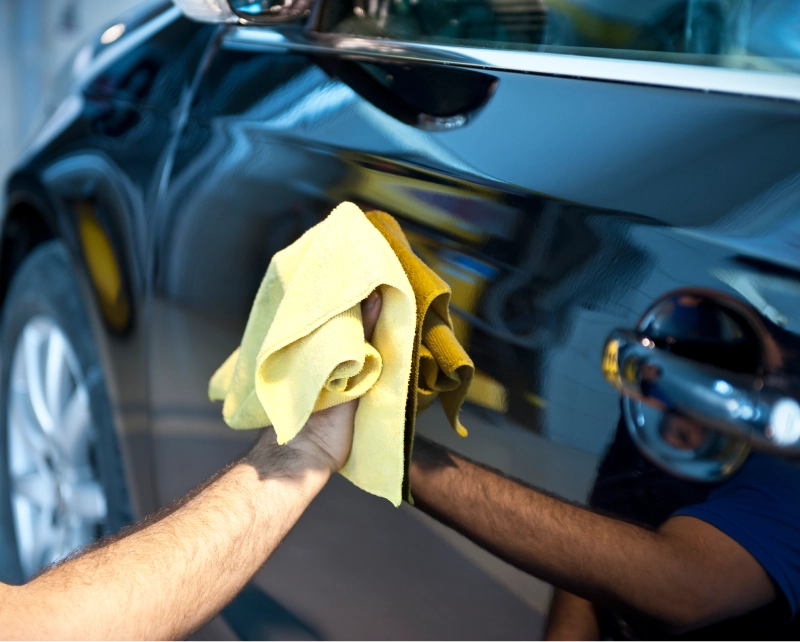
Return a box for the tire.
[0,240,130,584]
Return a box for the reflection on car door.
[151,10,800,639]
[151,33,553,640]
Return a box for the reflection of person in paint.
[660,413,708,451]
[410,289,800,638]
[410,412,800,638]
[0,293,383,639]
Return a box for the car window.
[316,0,800,75]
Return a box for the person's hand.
[249,289,383,476]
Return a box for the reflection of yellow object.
[466,370,509,413]
[349,171,483,241]
[547,0,641,47]
[720,441,751,475]
[602,338,622,389]
[76,202,130,332]
[623,356,638,384]
[435,259,486,347]
[336,163,519,244]
[524,391,547,409]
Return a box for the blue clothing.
[590,421,800,639]
[675,453,800,619]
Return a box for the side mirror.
[172,0,314,24]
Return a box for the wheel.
[0,240,130,583]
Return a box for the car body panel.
[6,8,217,519]
[5,5,800,639]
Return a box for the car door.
[151,0,800,637]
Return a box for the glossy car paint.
[4,1,800,637]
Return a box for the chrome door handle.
[603,329,800,453]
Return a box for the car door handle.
[603,329,800,453]
[313,56,497,130]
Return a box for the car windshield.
[317,0,800,75]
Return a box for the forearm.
[409,438,759,629]
[0,290,382,641]
[545,590,600,641]
[6,436,328,640]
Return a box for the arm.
[410,437,776,633]
[0,290,383,641]
[2,432,328,640]
[545,589,599,641]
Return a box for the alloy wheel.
[7,315,108,578]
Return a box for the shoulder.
[676,453,800,618]
[681,452,800,534]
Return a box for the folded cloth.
[208,202,416,506]
[365,211,474,501]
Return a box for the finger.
[361,289,383,342]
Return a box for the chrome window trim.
[225,26,800,103]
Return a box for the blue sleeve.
[674,454,800,619]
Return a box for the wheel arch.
[0,174,59,310]
[0,170,157,520]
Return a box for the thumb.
[361,289,383,343]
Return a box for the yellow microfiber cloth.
[209,203,474,506]
[208,202,416,506]
[364,211,474,501]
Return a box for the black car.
[2,0,799,637]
